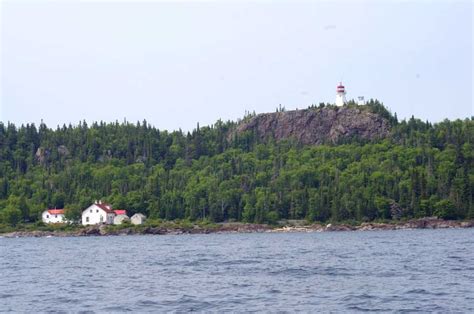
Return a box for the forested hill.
[0,100,472,226]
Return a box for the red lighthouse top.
[336,82,345,93]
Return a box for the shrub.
[266,211,279,225]
[2,207,22,227]
[433,200,457,220]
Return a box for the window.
[96,209,99,213]
[100,216,103,222]
[90,209,92,213]
[55,215,58,218]
[86,217,89,222]
[46,215,49,218]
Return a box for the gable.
[82,204,105,216]
[95,203,114,213]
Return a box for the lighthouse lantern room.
[335,82,347,106]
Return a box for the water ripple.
[0,229,473,312]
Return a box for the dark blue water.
[1,229,473,312]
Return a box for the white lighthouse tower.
[335,82,346,106]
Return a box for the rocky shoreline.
[1,218,473,238]
[271,218,474,232]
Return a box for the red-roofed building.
[114,210,127,216]
[42,209,67,223]
[81,200,116,225]
[48,209,65,215]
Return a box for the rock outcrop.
[35,147,50,164]
[57,145,70,157]
[1,219,473,238]
[232,106,391,145]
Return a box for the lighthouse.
[335,82,346,106]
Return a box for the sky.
[0,0,472,131]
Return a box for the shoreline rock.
[1,219,473,238]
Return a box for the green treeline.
[0,102,473,226]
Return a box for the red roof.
[48,209,65,215]
[95,203,115,213]
[114,210,127,215]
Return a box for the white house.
[42,209,67,224]
[81,201,115,225]
[131,213,147,225]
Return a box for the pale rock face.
[232,107,390,145]
[57,145,70,156]
[35,147,50,164]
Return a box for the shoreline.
[1,218,473,238]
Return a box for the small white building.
[81,201,115,225]
[42,209,67,224]
[131,213,147,225]
[114,214,130,225]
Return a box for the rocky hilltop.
[233,106,391,145]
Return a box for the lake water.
[1,229,473,312]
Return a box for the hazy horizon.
[1,1,472,131]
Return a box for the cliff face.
[233,106,391,145]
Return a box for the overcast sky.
[1,1,472,131]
